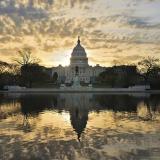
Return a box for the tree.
[21,64,48,88]
[0,61,9,74]
[138,56,160,86]
[97,68,117,87]
[14,48,42,87]
[7,64,21,85]
[0,61,19,88]
[97,65,138,88]
[148,66,160,89]
[14,48,40,66]
[0,61,10,89]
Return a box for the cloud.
[0,0,49,20]
[0,0,160,66]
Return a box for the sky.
[0,0,160,67]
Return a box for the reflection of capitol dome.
[70,108,88,141]
[59,94,91,141]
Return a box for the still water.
[0,93,160,160]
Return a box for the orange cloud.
[0,0,160,66]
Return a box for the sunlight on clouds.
[0,0,160,66]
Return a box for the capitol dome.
[70,37,88,67]
[71,37,87,57]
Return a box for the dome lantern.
[77,36,80,45]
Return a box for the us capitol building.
[52,37,105,84]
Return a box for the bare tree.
[112,59,124,66]
[138,56,159,85]
[14,48,40,66]
[0,61,10,74]
[8,64,20,75]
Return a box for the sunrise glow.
[0,0,160,67]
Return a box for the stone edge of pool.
[0,88,160,94]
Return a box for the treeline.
[0,48,160,89]
[0,48,57,89]
[96,57,160,89]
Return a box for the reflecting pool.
[0,93,160,160]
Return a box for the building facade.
[52,37,105,84]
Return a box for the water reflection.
[0,93,160,160]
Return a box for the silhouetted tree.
[0,61,20,88]
[14,48,40,66]
[97,65,138,87]
[0,61,9,88]
[0,61,9,74]
[13,48,46,87]
[97,68,117,87]
[148,66,160,89]
[21,64,49,88]
[138,56,159,86]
